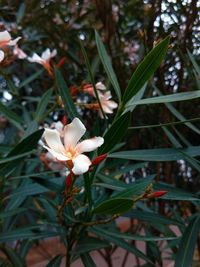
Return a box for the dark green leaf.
[99,112,130,154]
[109,146,200,161]
[1,247,25,267]
[35,88,53,121]
[122,36,170,105]
[129,90,200,106]
[55,68,79,119]
[0,101,23,130]
[95,30,121,100]
[93,198,134,215]
[91,226,154,265]
[46,255,63,267]
[81,253,96,267]
[72,236,110,254]
[124,210,184,227]
[175,214,200,267]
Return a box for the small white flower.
[98,91,118,118]
[28,48,57,74]
[43,118,104,175]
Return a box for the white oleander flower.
[43,118,104,175]
[28,48,57,75]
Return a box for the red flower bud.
[92,154,107,166]
[148,190,167,198]
[56,57,66,68]
[65,173,73,187]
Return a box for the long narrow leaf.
[175,214,200,267]
[122,36,170,105]
[95,30,121,100]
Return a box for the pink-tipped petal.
[72,154,91,175]
[64,118,86,148]
[76,137,104,153]
[43,128,65,154]
[0,50,5,62]
[43,145,69,161]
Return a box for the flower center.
[65,147,77,159]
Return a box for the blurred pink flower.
[0,30,21,62]
[98,91,118,118]
[13,45,27,59]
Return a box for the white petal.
[41,48,51,61]
[96,82,106,90]
[28,53,43,64]
[8,37,21,46]
[0,31,11,43]
[0,50,4,62]
[106,100,118,109]
[43,128,65,154]
[72,154,91,175]
[43,145,69,161]
[64,118,86,148]
[76,137,104,153]
[51,49,57,57]
[102,104,113,114]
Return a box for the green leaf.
[0,151,34,164]
[187,50,200,75]
[95,30,121,100]
[0,208,27,219]
[1,247,25,267]
[35,88,53,121]
[175,214,200,267]
[122,36,170,105]
[98,111,130,154]
[55,68,79,119]
[124,210,184,227]
[18,69,44,88]
[112,176,154,198]
[91,226,154,265]
[0,226,58,242]
[81,253,96,267]
[0,129,43,175]
[16,3,26,24]
[109,146,200,162]
[0,101,23,130]
[93,198,134,215]
[153,85,200,135]
[79,39,106,120]
[128,90,200,106]
[46,255,63,267]
[90,226,177,241]
[72,236,110,254]
[124,83,147,113]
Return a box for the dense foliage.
[0,1,200,266]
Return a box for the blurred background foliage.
[0,0,200,266]
[1,0,200,192]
